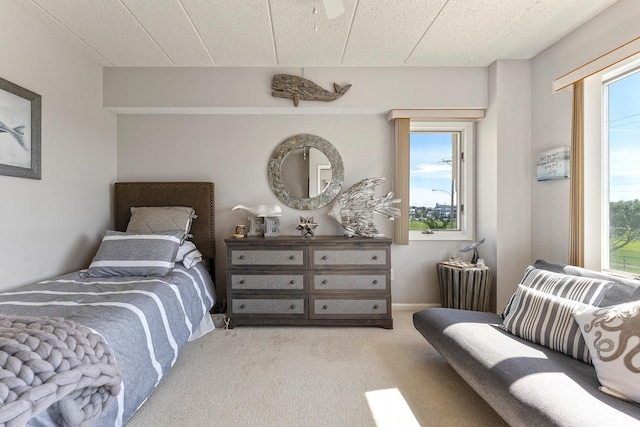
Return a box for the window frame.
[600,59,640,276]
[408,121,475,241]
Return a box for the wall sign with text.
[537,147,569,182]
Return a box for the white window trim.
[409,121,475,241]
[598,57,640,276]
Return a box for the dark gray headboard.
[114,182,215,260]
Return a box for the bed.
[0,182,216,426]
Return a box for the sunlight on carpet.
[366,388,420,427]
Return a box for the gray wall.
[3,0,637,310]
[530,0,640,268]
[108,67,490,306]
[0,0,117,291]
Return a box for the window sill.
[409,230,473,241]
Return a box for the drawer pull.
[321,255,328,260]
[289,280,296,285]
[322,279,328,284]
[239,279,245,284]
[373,304,379,310]
[372,255,378,260]
[372,280,378,285]
[290,304,296,310]
[290,255,295,260]
[240,304,246,309]
[323,305,328,310]
[239,255,245,260]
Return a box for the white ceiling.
[17,0,619,68]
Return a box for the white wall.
[0,0,117,290]
[477,60,532,312]
[531,0,640,266]
[109,67,488,306]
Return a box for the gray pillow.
[501,265,612,318]
[87,230,182,277]
[501,285,593,363]
[126,206,196,243]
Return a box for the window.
[408,121,474,241]
[603,63,640,275]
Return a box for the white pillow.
[176,241,203,269]
[573,300,640,404]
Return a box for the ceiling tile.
[29,0,173,66]
[342,0,447,66]
[14,0,621,67]
[181,0,276,66]
[121,0,215,66]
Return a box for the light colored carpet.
[125,310,508,427]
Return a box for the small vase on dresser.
[224,236,392,329]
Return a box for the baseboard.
[392,303,440,311]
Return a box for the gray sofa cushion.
[413,308,640,427]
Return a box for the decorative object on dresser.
[225,236,392,329]
[268,134,344,210]
[296,216,318,237]
[232,204,282,237]
[271,74,351,107]
[328,177,401,238]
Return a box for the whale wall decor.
[271,74,351,107]
[0,76,41,180]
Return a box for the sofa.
[413,259,640,426]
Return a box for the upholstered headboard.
[114,182,215,260]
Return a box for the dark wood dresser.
[224,236,392,328]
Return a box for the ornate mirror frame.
[268,134,344,210]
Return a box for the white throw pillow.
[175,241,203,269]
[573,300,640,404]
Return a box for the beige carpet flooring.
[125,310,508,427]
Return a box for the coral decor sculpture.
[328,177,400,238]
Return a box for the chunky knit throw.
[0,315,123,427]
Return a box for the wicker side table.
[436,261,492,311]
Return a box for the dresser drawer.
[229,248,306,267]
[312,248,387,267]
[229,274,305,291]
[310,298,388,317]
[231,298,305,315]
[312,274,387,291]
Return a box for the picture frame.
[0,76,41,180]
[537,146,569,182]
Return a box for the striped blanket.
[0,263,215,426]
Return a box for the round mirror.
[268,134,344,210]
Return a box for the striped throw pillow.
[501,266,612,318]
[502,285,593,363]
[86,231,182,277]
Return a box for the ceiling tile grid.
[120,0,214,66]
[14,0,620,67]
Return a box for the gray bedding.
[0,263,215,426]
